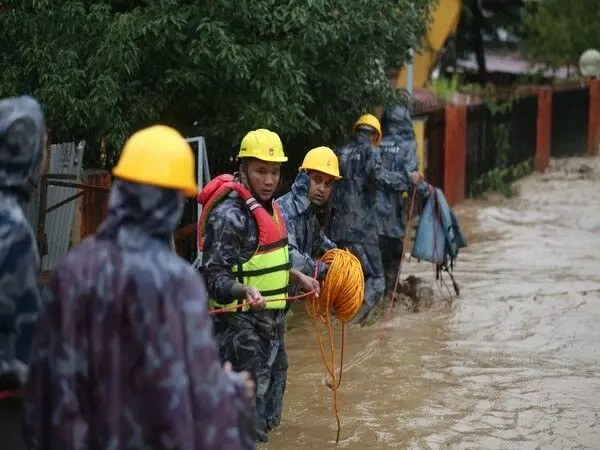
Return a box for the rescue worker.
[22,125,256,449]
[0,95,45,450]
[327,114,410,325]
[276,146,340,281]
[273,146,340,426]
[198,128,320,443]
[377,104,430,297]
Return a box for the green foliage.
[444,0,524,75]
[470,159,532,198]
[521,0,600,73]
[0,0,435,167]
[429,75,460,102]
[460,83,518,114]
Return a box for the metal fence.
[505,95,538,167]
[551,87,589,157]
[466,103,495,192]
[422,108,446,189]
[36,136,214,272]
[465,95,538,196]
[36,141,86,271]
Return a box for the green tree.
[0,0,435,166]
[521,0,600,73]
[443,0,524,78]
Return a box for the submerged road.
[264,157,600,449]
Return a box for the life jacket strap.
[257,237,288,252]
[234,262,291,278]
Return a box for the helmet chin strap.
[239,161,271,208]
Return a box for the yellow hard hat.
[299,146,342,180]
[112,125,198,197]
[353,114,382,146]
[237,128,288,162]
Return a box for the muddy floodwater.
[264,157,600,449]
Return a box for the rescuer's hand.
[224,361,255,401]
[298,273,321,298]
[244,286,266,311]
[410,171,423,184]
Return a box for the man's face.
[357,126,378,146]
[245,159,281,202]
[307,170,335,207]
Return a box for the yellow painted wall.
[396,0,463,90]
[412,119,426,174]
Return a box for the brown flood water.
[264,157,600,449]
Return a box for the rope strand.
[378,186,418,340]
[208,290,315,315]
[306,248,364,443]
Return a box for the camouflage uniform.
[377,105,430,295]
[201,175,287,443]
[327,133,409,324]
[22,179,255,450]
[0,96,45,450]
[276,172,336,281]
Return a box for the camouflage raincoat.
[22,179,255,449]
[327,133,411,323]
[0,95,45,449]
[377,104,429,239]
[378,105,430,294]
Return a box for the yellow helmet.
[237,128,288,162]
[353,114,382,146]
[112,125,198,197]
[299,146,342,180]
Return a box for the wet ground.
[265,157,600,449]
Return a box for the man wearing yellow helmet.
[277,146,340,280]
[197,128,319,443]
[327,114,412,325]
[22,125,257,449]
[272,146,340,427]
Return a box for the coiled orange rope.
[306,248,364,443]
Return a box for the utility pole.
[406,48,415,95]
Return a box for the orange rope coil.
[306,248,364,443]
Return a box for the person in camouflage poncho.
[22,125,256,449]
[377,105,430,297]
[0,95,45,450]
[327,114,412,325]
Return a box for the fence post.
[80,173,112,239]
[443,104,467,205]
[535,86,552,172]
[588,79,600,157]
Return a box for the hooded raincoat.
[0,95,45,450]
[327,132,410,323]
[276,172,336,281]
[377,105,429,293]
[22,179,255,450]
